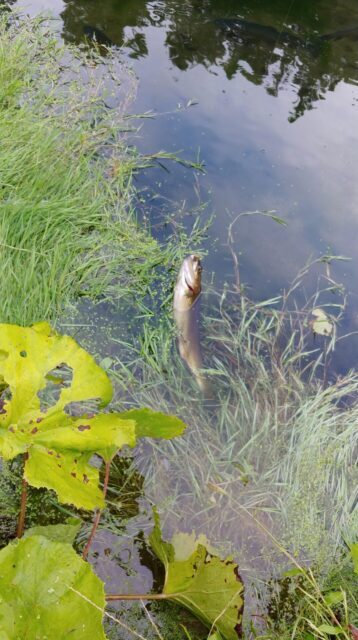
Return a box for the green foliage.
[150,512,244,640]
[0,16,207,327]
[24,520,82,544]
[0,322,132,509]
[0,322,185,509]
[0,535,106,639]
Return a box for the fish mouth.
[185,277,196,294]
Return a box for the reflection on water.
[43,0,358,375]
[58,0,358,121]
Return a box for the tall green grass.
[0,16,196,325]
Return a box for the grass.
[105,257,358,636]
[0,15,205,326]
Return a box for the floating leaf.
[0,324,185,509]
[311,308,333,337]
[24,520,82,544]
[0,535,106,639]
[149,512,244,640]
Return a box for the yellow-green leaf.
[0,324,184,509]
[119,408,186,439]
[149,512,244,640]
[24,520,81,544]
[0,535,106,639]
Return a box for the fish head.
[181,254,202,297]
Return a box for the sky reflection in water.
[16,0,358,373]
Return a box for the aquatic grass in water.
[109,270,357,610]
[107,301,357,635]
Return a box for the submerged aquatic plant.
[108,254,357,635]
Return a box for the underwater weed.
[107,256,357,634]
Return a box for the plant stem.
[16,452,29,538]
[82,459,111,560]
[106,593,172,601]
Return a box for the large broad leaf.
[24,520,82,544]
[149,512,244,640]
[0,535,106,639]
[0,324,185,509]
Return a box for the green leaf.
[283,568,304,577]
[149,512,244,640]
[0,324,185,509]
[350,543,358,574]
[323,590,344,606]
[119,408,186,439]
[317,624,343,635]
[0,535,106,639]
[24,520,81,544]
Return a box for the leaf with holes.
[0,323,185,509]
[0,535,106,639]
[149,512,244,640]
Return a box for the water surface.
[16,0,358,371]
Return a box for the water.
[17,0,358,373]
[9,0,358,630]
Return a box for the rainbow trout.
[174,255,209,394]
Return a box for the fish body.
[214,17,358,49]
[320,26,358,42]
[213,17,301,48]
[173,255,209,394]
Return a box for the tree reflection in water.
[60,0,358,120]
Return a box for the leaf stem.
[82,459,111,560]
[16,452,29,538]
[106,593,172,601]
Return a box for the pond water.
[17,0,358,375]
[10,0,358,631]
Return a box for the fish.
[214,17,358,49]
[213,17,303,48]
[173,255,210,395]
[320,26,358,42]
[83,25,115,48]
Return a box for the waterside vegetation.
[0,12,356,640]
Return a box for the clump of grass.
[0,15,203,325]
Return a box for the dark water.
[18,0,358,373]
